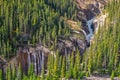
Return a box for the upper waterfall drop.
[86,18,95,42]
[85,13,108,44]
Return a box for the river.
[86,14,107,44]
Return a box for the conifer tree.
[65,53,71,78]
[28,64,34,78]
[16,65,22,80]
[6,66,11,80]
[0,70,2,80]
[61,57,66,78]
[69,52,74,77]
[41,59,45,80]
[53,51,59,78]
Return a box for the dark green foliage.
[111,70,115,80]
[41,60,45,80]
[0,0,76,59]
[61,57,66,78]
[0,70,2,80]
[0,0,120,80]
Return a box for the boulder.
[56,38,76,56]
[55,31,87,56]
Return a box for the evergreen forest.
[0,0,120,80]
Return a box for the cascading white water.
[38,52,41,74]
[87,18,95,42]
[72,13,107,45]
[23,13,107,75]
[33,53,37,74]
[41,51,44,69]
[27,50,31,67]
[25,14,107,75]
[27,49,45,74]
[85,14,107,43]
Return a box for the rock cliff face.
[2,0,107,75]
[6,44,55,75]
[6,35,87,74]
[75,0,107,34]
[0,57,6,70]
[76,0,106,20]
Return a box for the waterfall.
[38,52,41,74]
[26,47,45,74]
[27,50,31,67]
[33,53,37,74]
[17,13,107,75]
[16,14,107,75]
[86,18,95,42]
[41,51,44,70]
[85,14,107,44]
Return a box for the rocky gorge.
[0,0,108,76]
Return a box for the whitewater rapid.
[86,14,107,44]
[87,18,95,42]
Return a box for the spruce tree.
[0,70,2,80]
[61,57,66,78]
[41,59,45,80]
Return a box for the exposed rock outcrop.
[76,0,107,20]
[75,0,107,35]
[5,30,88,74]
[6,44,55,75]
[66,20,90,35]
[0,56,6,69]
[91,14,108,33]
[56,33,87,56]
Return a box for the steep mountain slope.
[0,0,120,80]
